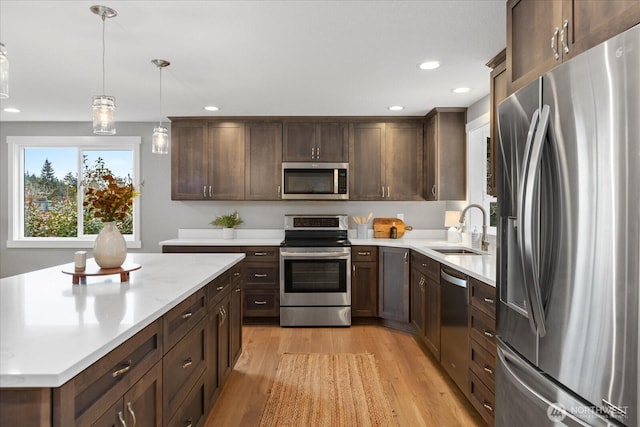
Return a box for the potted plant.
[210,211,243,239]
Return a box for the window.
[7,136,141,248]
[467,119,497,235]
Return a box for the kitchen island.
[0,252,245,426]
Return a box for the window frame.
[7,136,142,249]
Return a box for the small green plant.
[210,211,243,228]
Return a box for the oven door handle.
[281,252,351,259]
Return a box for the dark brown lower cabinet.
[410,251,440,360]
[230,273,243,365]
[351,246,378,317]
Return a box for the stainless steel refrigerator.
[496,23,639,427]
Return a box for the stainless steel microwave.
[281,162,349,200]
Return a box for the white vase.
[94,222,127,268]
[222,227,235,239]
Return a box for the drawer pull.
[185,417,193,427]
[235,287,241,293]
[483,297,495,304]
[181,358,193,369]
[216,286,224,291]
[483,330,495,338]
[234,272,241,277]
[483,366,494,374]
[127,402,137,427]
[483,401,494,412]
[357,251,371,256]
[112,360,132,378]
[254,300,268,305]
[181,311,193,320]
[118,410,127,427]
[421,263,428,267]
[254,252,268,256]
[254,273,268,278]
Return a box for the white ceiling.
[0,0,506,122]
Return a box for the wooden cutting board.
[373,218,413,238]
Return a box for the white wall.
[1,121,454,277]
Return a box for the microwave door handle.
[334,169,339,194]
[517,107,542,336]
[521,104,550,338]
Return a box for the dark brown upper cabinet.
[282,121,349,162]
[244,121,283,200]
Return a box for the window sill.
[6,239,142,249]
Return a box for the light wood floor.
[205,324,485,426]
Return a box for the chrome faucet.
[459,204,489,251]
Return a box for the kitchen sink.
[431,248,483,255]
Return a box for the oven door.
[280,247,351,306]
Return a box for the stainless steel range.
[280,214,351,327]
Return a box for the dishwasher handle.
[441,268,467,288]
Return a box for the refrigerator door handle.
[518,104,550,337]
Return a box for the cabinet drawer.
[410,251,439,281]
[470,277,496,319]
[166,373,206,427]
[469,371,495,426]
[163,289,207,352]
[244,263,278,287]
[53,320,163,427]
[207,272,230,308]
[163,319,206,422]
[244,246,279,262]
[469,338,496,392]
[243,288,279,317]
[352,246,378,262]
[469,306,497,355]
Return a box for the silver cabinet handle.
[118,411,127,427]
[127,402,137,427]
[181,311,193,320]
[216,286,224,291]
[431,184,436,199]
[483,330,495,338]
[483,402,494,412]
[254,273,268,278]
[560,19,569,54]
[352,264,356,274]
[404,251,408,262]
[357,251,371,256]
[483,366,494,375]
[277,185,281,198]
[381,185,385,198]
[254,252,268,256]
[185,417,193,427]
[203,185,206,198]
[182,357,193,369]
[311,147,315,159]
[316,146,320,159]
[112,360,132,378]
[208,185,212,198]
[483,297,495,304]
[234,271,241,277]
[551,27,560,59]
[254,300,267,305]
[387,186,390,198]
[234,287,241,293]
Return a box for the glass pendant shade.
[152,126,169,154]
[92,95,116,135]
[0,43,8,99]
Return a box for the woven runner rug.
[259,352,397,427]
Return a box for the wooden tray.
[62,261,141,285]
[373,218,413,238]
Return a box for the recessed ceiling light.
[418,61,440,70]
[452,87,470,94]
[388,105,404,111]
[204,106,220,111]
[3,107,20,113]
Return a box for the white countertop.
[160,230,496,286]
[0,252,244,388]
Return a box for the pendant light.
[151,59,170,154]
[90,5,117,135]
[0,43,8,99]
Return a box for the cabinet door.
[424,276,441,360]
[507,0,563,94]
[283,122,316,161]
[216,296,232,385]
[229,272,243,365]
[349,122,385,200]
[564,0,640,60]
[245,122,283,200]
[171,121,208,200]
[488,51,507,198]
[378,247,410,322]
[208,122,245,200]
[351,261,378,317]
[123,362,162,427]
[424,115,437,201]
[384,122,423,200]
[205,311,220,409]
[410,268,426,336]
[316,122,348,162]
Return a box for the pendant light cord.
[158,66,163,127]
[101,14,106,94]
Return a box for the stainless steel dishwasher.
[440,266,469,393]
